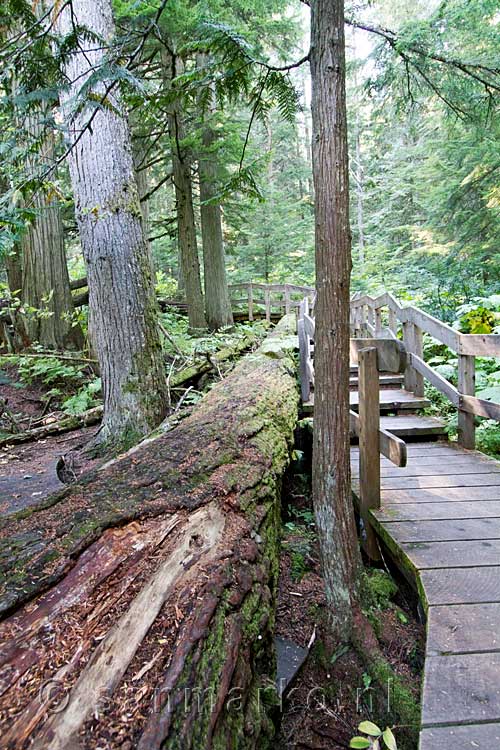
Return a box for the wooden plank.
[350,338,407,374]
[380,473,500,490]
[383,453,499,468]
[349,410,407,467]
[403,321,417,392]
[374,501,500,522]
[409,353,460,406]
[353,454,492,474]
[303,313,315,340]
[421,566,500,606]
[422,652,500,726]
[350,374,404,387]
[401,539,500,569]
[380,485,500,504]
[413,325,425,397]
[375,461,500,478]
[350,388,430,411]
[420,723,500,750]
[358,347,381,558]
[402,305,460,352]
[458,354,476,449]
[459,333,500,357]
[461,393,500,421]
[298,318,310,403]
[379,415,447,438]
[377,517,500,544]
[426,603,500,655]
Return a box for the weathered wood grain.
[421,566,500,606]
[422,652,500,726]
[402,539,500,569]
[384,517,500,543]
[420,723,500,750]
[426,603,500,655]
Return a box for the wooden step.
[377,415,447,439]
[349,388,429,412]
[302,390,430,416]
[349,373,404,388]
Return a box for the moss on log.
[0,315,299,750]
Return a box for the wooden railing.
[298,299,407,558]
[350,292,500,449]
[228,283,315,322]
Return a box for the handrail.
[299,295,408,560]
[228,282,315,322]
[350,291,500,449]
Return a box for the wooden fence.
[299,290,500,556]
[228,283,315,322]
[350,292,500,450]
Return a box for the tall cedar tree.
[56,0,169,450]
[310,0,361,640]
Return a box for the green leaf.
[382,727,397,750]
[350,739,371,749]
[359,721,382,737]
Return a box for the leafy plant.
[62,378,102,414]
[350,722,397,750]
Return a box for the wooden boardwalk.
[298,288,500,747]
[352,441,500,750]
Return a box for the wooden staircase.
[302,366,448,442]
[298,290,500,750]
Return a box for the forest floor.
[275,466,424,750]
[0,367,101,512]
[0,352,424,750]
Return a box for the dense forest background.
[2,0,498,320]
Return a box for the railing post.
[403,321,417,391]
[285,285,291,315]
[375,308,382,337]
[358,346,381,560]
[413,324,425,397]
[388,308,397,337]
[458,354,476,449]
[248,284,253,321]
[265,288,271,323]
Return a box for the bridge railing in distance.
[350,292,500,450]
[299,296,407,559]
[228,283,315,322]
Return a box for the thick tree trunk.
[0,318,298,750]
[162,51,206,331]
[197,56,233,331]
[56,0,169,450]
[199,128,234,330]
[310,0,360,640]
[21,128,84,351]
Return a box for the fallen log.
[0,315,299,749]
[0,332,260,449]
[0,406,103,448]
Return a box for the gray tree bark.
[56,0,169,450]
[20,126,84,350]
[197,57,233,330]
[310,0,361,640]
[162,50,206,331]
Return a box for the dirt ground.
[275,468,424,750]
[0,367,424,749]
[0,365,100,513]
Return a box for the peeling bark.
[0,317,298,750]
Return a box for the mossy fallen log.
[0,315,299,750]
